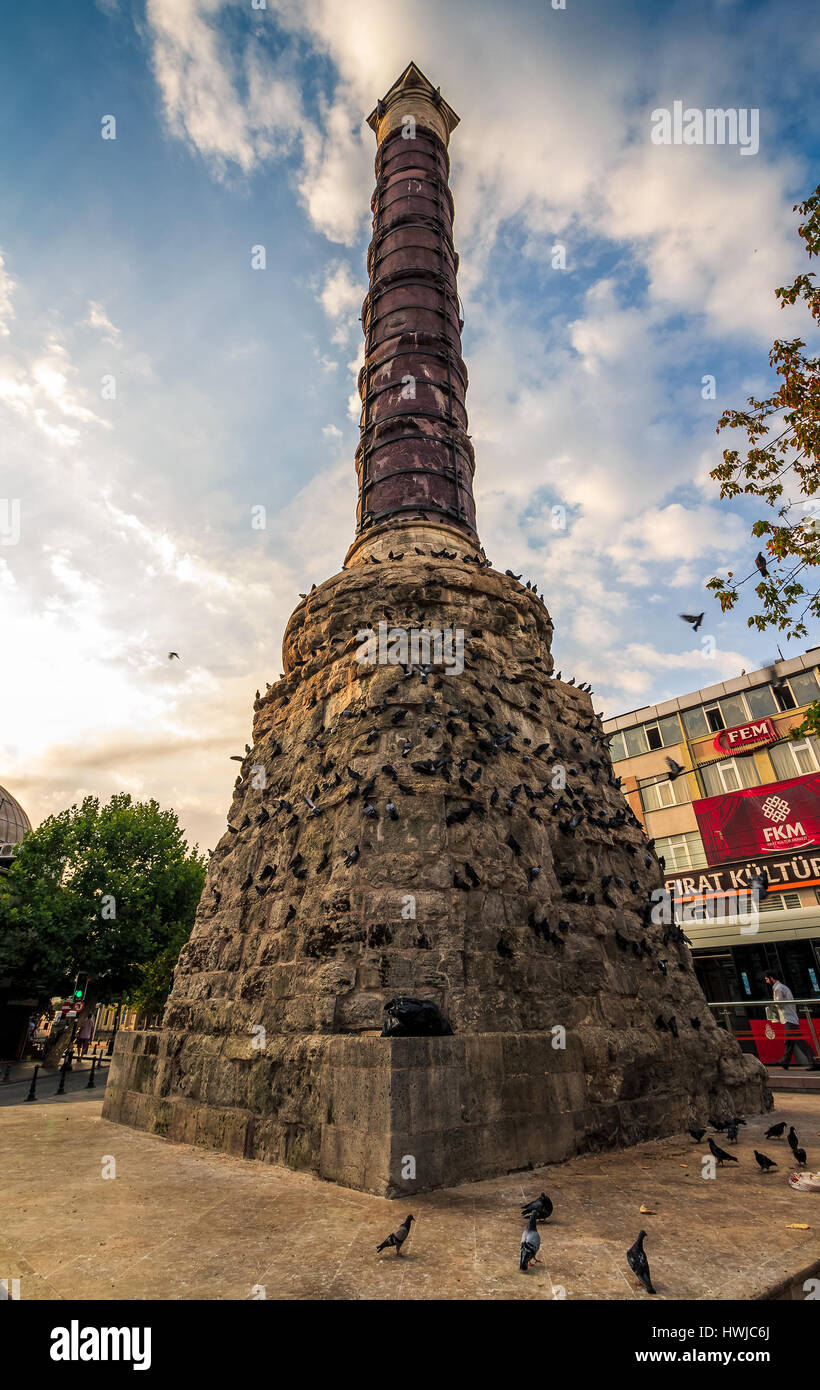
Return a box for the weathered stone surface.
[103,529,769,1194]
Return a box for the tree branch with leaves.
[708,184,820,639]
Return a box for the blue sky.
[1,0,819,849]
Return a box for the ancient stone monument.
[103,62,768,1195]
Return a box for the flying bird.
[626,1230,655,1294]
[519,1212,542,1271]
[666,757,685,781]
[168,651,180,660]
[376,1214,414,1256]
[679,612,704,632]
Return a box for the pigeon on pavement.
[626,1230,656,1294]
[754,1151,778,1173]
[521,1192,553,1221]
[519,1211,542,1271]
[709,1137,738,1166]
[376,1215,414,1256]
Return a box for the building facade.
[0,782,30,874]
[603,652,820,1054]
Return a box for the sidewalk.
[2,1088,818,1300]
[0,1055,110,1107]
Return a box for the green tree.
[707,185,820,638]
[790,699,820,742]
[0,793,205,1010]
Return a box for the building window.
[719,693,749,728]
[658,714,683,747]
[624,726,648,758]
[607,731,626,763]
[655,830,705,870]
[745,683,778,718]
[758,890,803,913]
[701,756,759,796]
[682,706,709,739]
[770,736,820,780]
[634,715,683,752]
[639,775,690,813]
[705,704,724,733]
[774,681,797,711]
[789,669,820,707]
[690,889,803,921]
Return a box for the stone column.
[352,62,478,554]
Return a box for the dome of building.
[0,784,31,850]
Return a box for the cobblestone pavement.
[2,1089,818,1300]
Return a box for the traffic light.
[73,974,90,1001]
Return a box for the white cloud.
[597,641,752,710]
[0,251,16,337]
[146,0,307,176]
[7,1,815,852]
[86,301,121,342]
[317,260,364,320]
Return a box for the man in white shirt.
[765,974,819,1069]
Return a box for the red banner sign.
[694,772,820,862]
[713,716,776,755]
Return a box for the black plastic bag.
[381,997,453,1037]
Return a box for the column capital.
[366,61,459,149]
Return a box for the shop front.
[665,843,820,1058]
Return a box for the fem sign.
[713,716,776,754]
[693,772,820,862]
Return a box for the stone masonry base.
[103,1028,769,1197]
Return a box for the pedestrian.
[765,974,819,1070]
[77,1012,93,1058]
